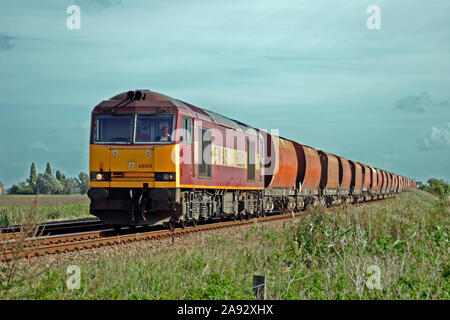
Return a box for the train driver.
[158,126,171,142]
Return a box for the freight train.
[87,90,416,230]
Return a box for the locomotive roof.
[95,89,255,132]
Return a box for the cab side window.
[181,116,193,144]
[247,139,256,181]
[199,127,212,178]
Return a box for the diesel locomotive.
[87,90,416,229]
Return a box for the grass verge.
[1,190,448,299]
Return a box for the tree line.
[6,163,89,195]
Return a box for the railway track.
[0,218,105,241]
[0,197,390,262]
[0,212,296,261]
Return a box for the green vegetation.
[28,163,37,186]
[420,178,450,199]
[0,202,91,227]
[78,172,89,195]
[7,162,88,195]
[2,190,448,299]
[0,194,90,227]
[45,163,52,176]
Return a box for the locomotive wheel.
[180,219,186,229]
[168,220,175,232]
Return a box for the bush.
[36,173,63,195]
[57,176,79,194]
[78,172,89,194]
[8,182,35,195]
[420,178,450,198]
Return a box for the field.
[0,194,91,227]
[0,194,89,207]
[1,190,449,299]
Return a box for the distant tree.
[25,163,38,194]
[0,181,4,194]
[45,163,53,176]
[36,173,63,194]
[8,181,34,194]
[59,176,78,194]
[27,163,37,186]
[19,182,34,194]
[420,178,450,198]
[56,170,62,181]
[8,184,20,194]
[78,172,89,194]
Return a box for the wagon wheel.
[231,214,237,221]
[180,219,186,229]
[192,219,198,227]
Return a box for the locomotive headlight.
[155,172,175,181]
[90,172,111,181]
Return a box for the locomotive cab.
[88,91,182,226]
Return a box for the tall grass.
[1,199,50,291]
[0,203,91,227]
[1,190,448,299]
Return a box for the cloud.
[395,92,449,113]
[417,123,450,150]
[30,141,51,152]
[0,32,15,50]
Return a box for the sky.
[0,0,449,188]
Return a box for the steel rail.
[0,218,104,241]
